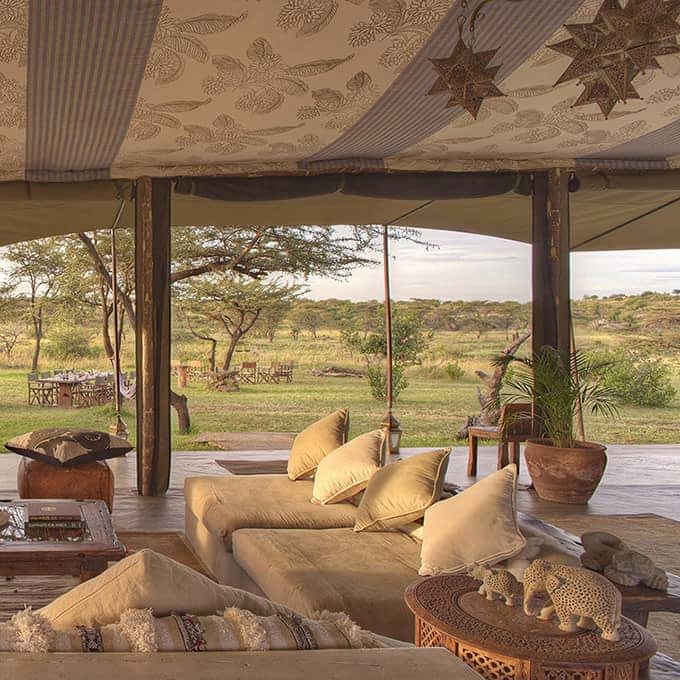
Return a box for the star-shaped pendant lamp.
[550,0,680,117]
[428,40,504,118]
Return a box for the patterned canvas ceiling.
[1,0,680,182]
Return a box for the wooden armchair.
[239,361,258,384]
[272,362,293,383]
[467,403,533,476]
[28,373,54,406]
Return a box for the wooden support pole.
[531,169,571,359]
[135,177,171,496]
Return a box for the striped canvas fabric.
[0,0,678,182]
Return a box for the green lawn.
[2,328,680,450]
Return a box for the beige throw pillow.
[354,448,450,532]
[311,430,385,505]
[287,409,350,481]
[39,549,298,630]
[419,464,526,576]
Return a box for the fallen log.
[311,366,365,378]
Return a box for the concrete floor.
[0,444,677,531]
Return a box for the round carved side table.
[404,575,657,680]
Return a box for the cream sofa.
[184,474,580,642]
[0,648,482,680]
[184,474,357,592]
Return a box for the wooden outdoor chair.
[272,362,293,383]
[467,403,533,476]
[27,373,54,406]
[73,379,95,408]
[258,366,278,384]
[94,375,113,404]
[239,361,258,384]
[187,360,204,379]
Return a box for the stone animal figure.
[523,559,622,642]
[581,531,669,591]
[469,564,523,606]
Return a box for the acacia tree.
[290,302,321,339]
[493,301,528,339]
[0,285,22,363]
[60,232,134,363]
[0,321,21,362]
[75,223,427,431]
[177,305,219,372]
[179,276,301,371]
[256,302,292,343]
[5,238,65,371]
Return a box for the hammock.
[119,374,136,400]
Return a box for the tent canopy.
[0,1,679,249]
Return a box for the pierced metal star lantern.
[550,0,680,118]
[428,41,504,118]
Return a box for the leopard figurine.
[468,564,523,606]
[523,559,622,641]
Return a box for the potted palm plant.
[493,346,618,504]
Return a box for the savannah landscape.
[0,275,678,450]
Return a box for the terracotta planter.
[524,439,607,505]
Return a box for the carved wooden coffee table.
[0,499,126,581]
[405,574,657,680]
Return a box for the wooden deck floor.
[0,444,677,531]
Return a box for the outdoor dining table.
[36,377,90,409]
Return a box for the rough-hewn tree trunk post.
[135,177,171,497]
[531,169,571,359]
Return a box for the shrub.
[590,347,676,408]
[444,362,465,381]
[366,365,408,401]
[342,311,430,402]
[45,327,98,361]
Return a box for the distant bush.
[45,327,98,361]
[444,362,465,381]
[343,312,429,402]
[590,347,676,408]
[366,365,408,401]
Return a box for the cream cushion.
[232,527,423,642]
[38,549,299,630]
[354,449,450,532]
[184,475,357,550]
[287,409,350,480]
[419,464,526,576]
[312,430,385,504]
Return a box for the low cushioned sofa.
[184,473,580,642]
[184,474,357,592]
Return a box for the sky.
[302,228,680,302]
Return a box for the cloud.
[302,228,680,302]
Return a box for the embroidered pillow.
[1,606,383,652]
[6,428,132,467]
